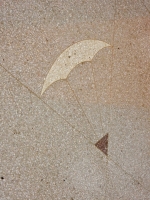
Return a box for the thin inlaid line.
[142,0,150,14]
[0,63,93,145]
[66,79,97,138]
[105,0,117,199]
[91,63,105,134]
[1,63,149,193]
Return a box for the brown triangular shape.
[95,133,108,155]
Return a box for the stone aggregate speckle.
[1,0,150,199]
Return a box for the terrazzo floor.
[0,0,150,199]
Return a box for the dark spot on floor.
[1,177,4,180]
[13,129,20,134]
[134,180,140,185]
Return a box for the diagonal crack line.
[1,63,150,193]
[109,157,150,193]
[0,63,93,145]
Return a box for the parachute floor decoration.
[0,1,150,199]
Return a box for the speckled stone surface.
[0,0,150,199]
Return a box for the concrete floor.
[0,0,150,199]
